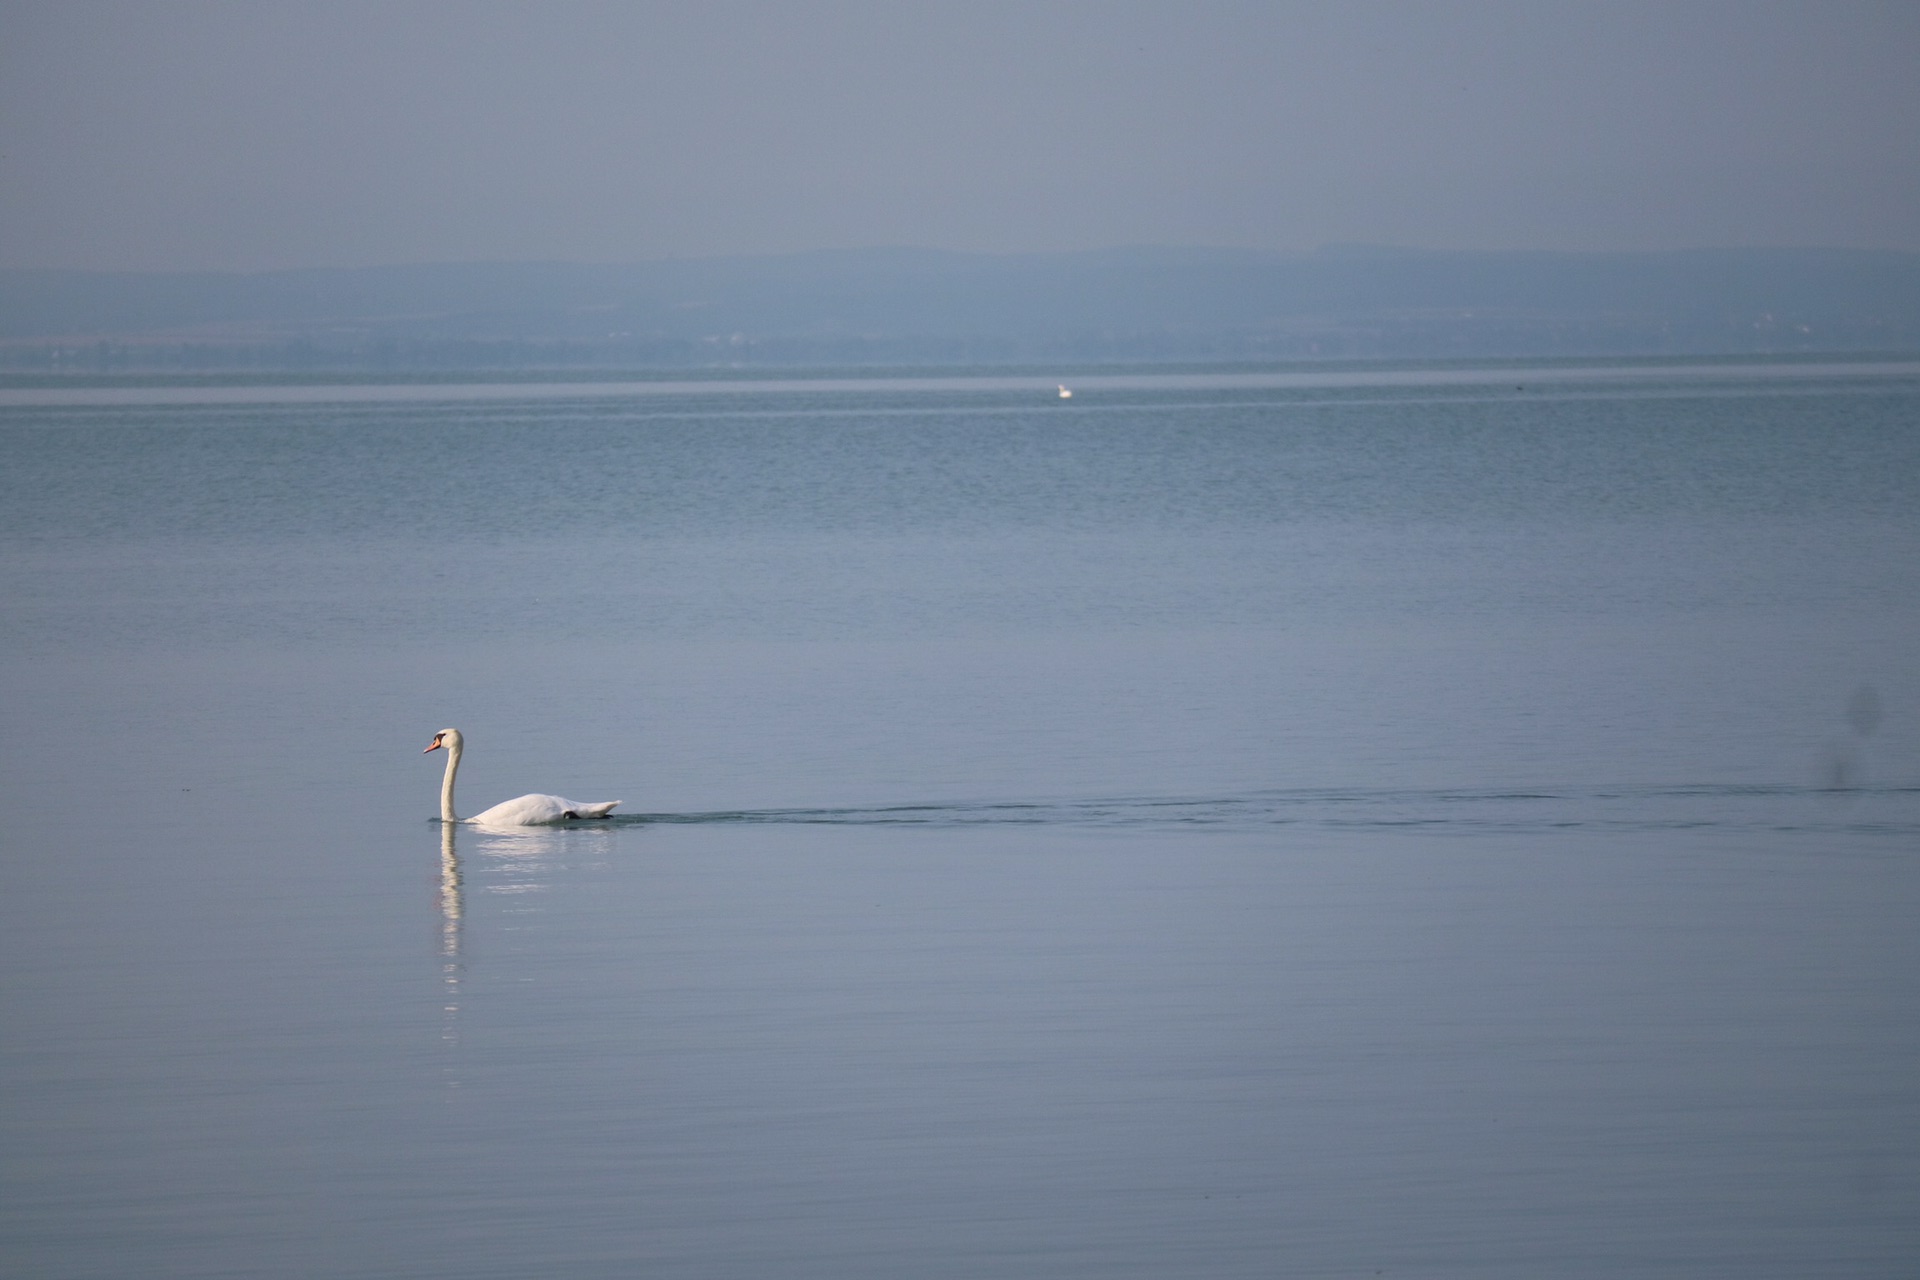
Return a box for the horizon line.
[8,242,1920,279]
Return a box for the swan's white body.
[1057,384,1073,399]
[425,728,619,825]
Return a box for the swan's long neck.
[440,739,462,823]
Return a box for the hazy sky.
[2,0,1916,272]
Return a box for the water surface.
[3,362,1917,1277]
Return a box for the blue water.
[3,362,1918,1277]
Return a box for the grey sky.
[2,0,1916,272]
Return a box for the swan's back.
[467,793,620,826]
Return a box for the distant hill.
[4,245,1918,370]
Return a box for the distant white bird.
[1057,384,1073,399]
[424,728,619,825]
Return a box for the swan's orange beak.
[424,737,443,753]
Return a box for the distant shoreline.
[5,246,1918,372]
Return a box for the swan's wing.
[468,793,570,826]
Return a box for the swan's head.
[424,728,463,754]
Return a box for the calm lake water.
[3,361,1918,1277]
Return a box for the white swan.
[424,728,620,825]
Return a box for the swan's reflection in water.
[438,821,463,1058]
[459,818,620,889]
[434,819,623,1073]
[438,821,462,946]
